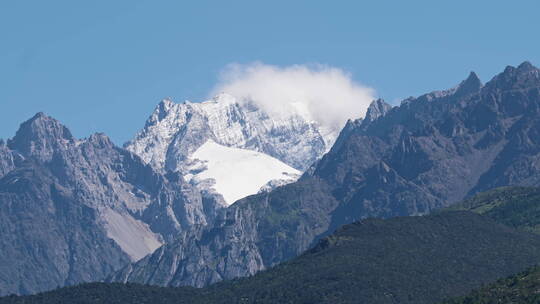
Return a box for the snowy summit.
[126,93,340,206]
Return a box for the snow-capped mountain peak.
[211,92,237,104]
[126,93,342,205]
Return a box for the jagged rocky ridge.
[0,114,221,295]
[111,62,540,288]
[127,93,337,172]
[125,93,338,205]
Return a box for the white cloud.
[210,62,376,132]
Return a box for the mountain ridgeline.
[2,61,540,298]
[111,62,540,288]
[0,114,222,295]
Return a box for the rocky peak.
[8,112,74,161]
[364,99,392,123]
[145,99,176,127]
[502,61,539,75]
[87,133,114,149]
[517,61,537,72]
[160,98,175,108]
[211,92,237,104]
[454,72,483,97]
[418,72,483,103]
[327,118,363,157]
[486,61,540,90]
[344,118,363,130]
[157,98,174,115]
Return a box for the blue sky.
[1,0,539,144]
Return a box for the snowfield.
[186,140,300,205]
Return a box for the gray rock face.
[0,142,20,178]
[8,112,75,163]
[0,114,218,295]
[112,62,540,288]
[363,98,392,123]
[0,165,130,296]
[314,61,540,221]
[110,179,338,286]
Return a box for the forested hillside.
[5,211,540,304]
[442,266,540,304]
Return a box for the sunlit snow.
[187,140,300,205]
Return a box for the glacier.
[186,140,300,205]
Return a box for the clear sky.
[1,0,540,144]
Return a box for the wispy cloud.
[210,62,376,131]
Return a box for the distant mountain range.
[2,61,540,300]
[111,61,540,288]
[0,89,341,295]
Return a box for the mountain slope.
[7,211,540,304]
[195,212,540,304]
[0,164,130,296]
[110,178,337,287]
[113,61,540,288]
[0,114,219,295]
[0,142,19,177]
[445,186,540,233]
[441,266,540,304]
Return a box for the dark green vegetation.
[0,284,197,304]
[442,266,540,304]
[5,211,540,304]
[446,186,540,234]
[436,186,540,303]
